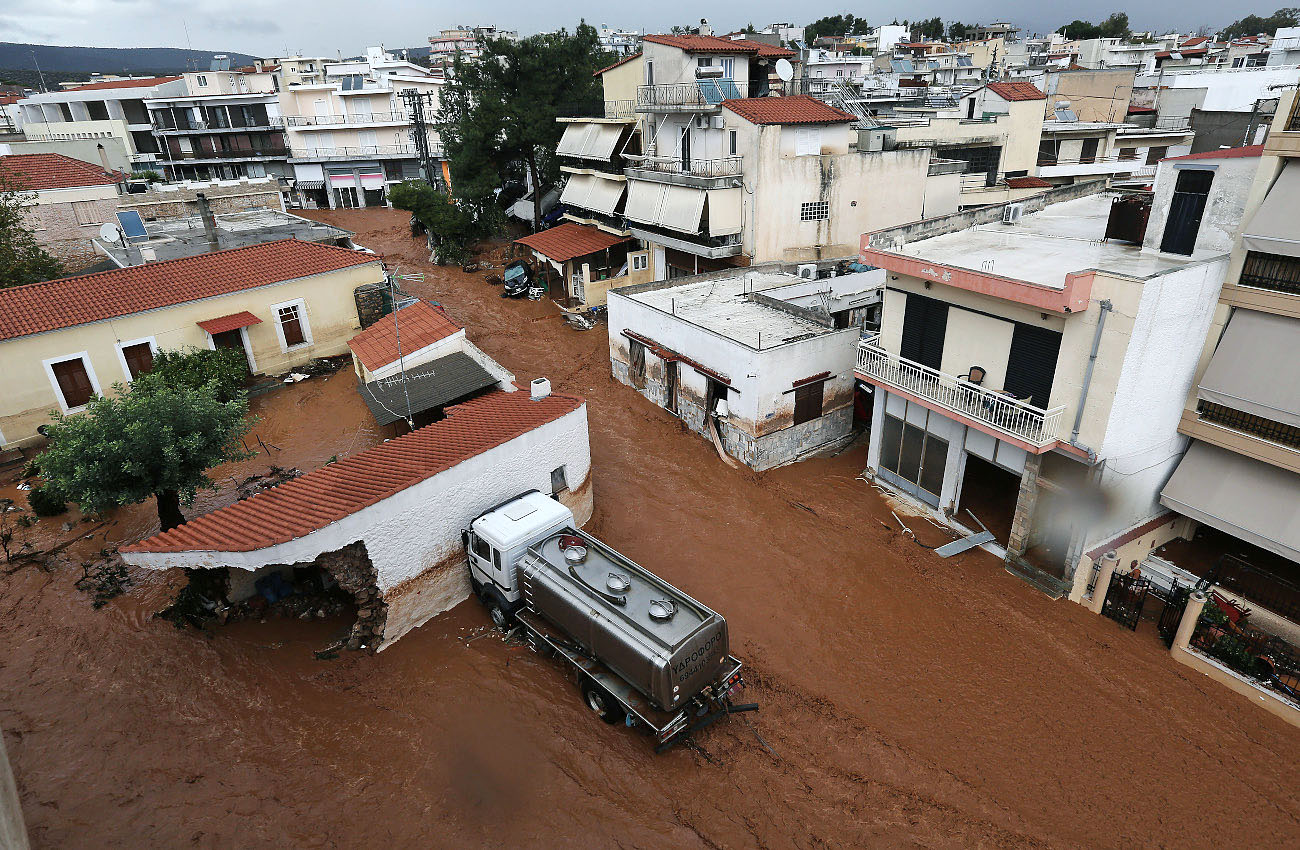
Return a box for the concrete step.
[1004,557,1069,600]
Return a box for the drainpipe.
[1071,299,1111,445]
[196,192,220,252]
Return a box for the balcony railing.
[284,112,407,126]
[292,144,428,159]
[1240,250,1300,296]
[856,336,1065,447]
[636,80,752,112]
[928,158,968,177]
[154,118,284,131]
[163,148,290,160]
[624,154,743,178]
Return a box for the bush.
[20,457,39,479]
[27,485,67,517]
[131,170,163,183]
[135,347,247,403]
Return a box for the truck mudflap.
[516,609,756,751]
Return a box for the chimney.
[195,192,220,252]
[530,377,551,400]
[96,142,111,174]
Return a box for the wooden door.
[51,358,94,408]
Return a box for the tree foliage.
[435,22,612,232]
[947,22,973,42]
[914,17,945,40]
[805,15,871,43]
[37,382,255,530]
[134,347,248,403]
[1221,8,1300,39]
[0,178,63,288]
[389,180,489,264]
[1060,13,1131,40]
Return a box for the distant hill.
[0,42,259,76]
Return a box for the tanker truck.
[462,490,755,751]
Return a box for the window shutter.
[1002,324,1061,409]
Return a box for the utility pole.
[388,268,415,430]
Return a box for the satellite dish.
[99,222,119,242]
[775,58,794,82]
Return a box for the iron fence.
[284,112,407,126]
[1208,555,1300,623]
[1157,583,1191,648]
[1191,603,1300,704]
[636,81,751,111]
[1239,250,1300,297]
[625,155,743,178]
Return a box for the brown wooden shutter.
[793,380,825,425]
[279,306,305,346]
[51,358,93,408]
[122,342,154,379]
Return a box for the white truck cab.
[464,490,573,624]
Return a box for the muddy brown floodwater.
[2,208,1298,848]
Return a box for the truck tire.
[581,678,626,725]
[484,590,515,628]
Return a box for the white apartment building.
[280,47,443,209]
[856,165,1250,598]
[16,76,183,171]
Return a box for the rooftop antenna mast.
[387,267,416,429]
[30,51,47,93]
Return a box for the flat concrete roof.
[99,209,354,266]
[884,193,1195,289]
[626,272,841,348]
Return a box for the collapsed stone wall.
[313,542,387,651]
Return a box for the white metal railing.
[856,336,1065,447]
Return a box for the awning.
[625,180,667,226]
[555,122,622,160]
[358,351,498,427]
[624,181,705,234]
[560,174,595,209]
[198,311,263,335]
[1161,441,1300,563]
[585,175,625,217]
[706,188,743,236]
[1241,161,1300,258]
[1198,308,1300,428]
[296,180,325,191]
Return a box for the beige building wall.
[0,262,383,447]
[1044,69,1135,123]
[20,118,134,152]
[600,55,643,105]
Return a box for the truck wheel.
[581,679,626,725]
[484,591,514,628]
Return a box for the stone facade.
[119,187,281,221]
[24,197,120,272]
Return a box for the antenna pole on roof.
[388,268,415,429]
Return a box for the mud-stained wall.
[608,289,859,469]
[0,730,28,850]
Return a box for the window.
[119,341,155,379]
[720,58,735,79]
[71,201,100,226]
[793,380,825,425]
[1118,147,1137,161]
[1079,138,1099,164]
[728,129,737,156]
[551,465,569,495]
[46,355,97,410]
[471,533,491,561]
[196,75,208,87]
[794,126,822,156]
[631,252,649,272]
[274,300,310,349]
[697,57,714,67]
[800,201,829,221]
[1145,146,1168,165]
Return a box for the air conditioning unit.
[1002,203,1025,225]
[797,263,817,280]
[709,115,725,129]
[695,115,709,130]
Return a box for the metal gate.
[1102,571,1150,631]
[1156,585,1191,648]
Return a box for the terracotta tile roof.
[1161,144,1263,162]
[122,389,585,554]
[643,34,761,54]
[986,81,1046,102]
[0,95,19,105]
[62,76,181,92]
[196,311,263,335]
[1181,36,1210,47]
[1004,176,1052,189]
[731,39,796,58]
[347,301,461,372]
[515,222,629,263]
[594,52,641,76]
[723,95,853,125]
[0,239,378,342]
[0,153,122,190]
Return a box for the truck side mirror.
[461,530,470,548]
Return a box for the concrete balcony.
[283,112,407,127]
[856,335,1065,449]
[154,119,284,133]
[626,223,743,258]
[623,154,743,188]
[1037,154,1149,179]
[636,80,750,112]
[290,144,433,161]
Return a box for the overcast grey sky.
[0,1,1263,57]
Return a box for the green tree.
[914,17,945,40]
[1221,8,1300,39]
[0,178,63,288]
[1098,12,1131,38]
[37,383,255,531]
[436,22,611,232]
[389,180,489,264]
[1061,19,1103,40]
[805,15,870,43]
[134,347,249,403]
